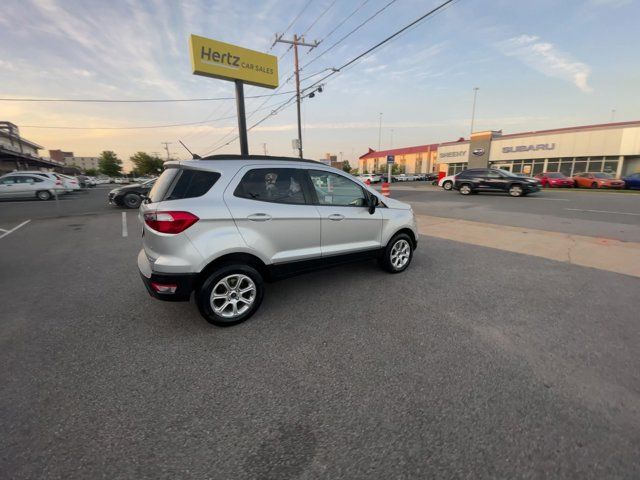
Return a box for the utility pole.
[378,112,383,151]
[262,143,268,155]
[161,142,172,161]
[470,87,479,136]
[274,34,319,159]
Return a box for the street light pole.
[470,87,479,136]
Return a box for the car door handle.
[247,213,272,222]
[328,214,345,221]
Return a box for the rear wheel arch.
[196,252,269,290]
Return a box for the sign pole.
[235,80,249,156]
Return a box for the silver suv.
[138,155,418,326]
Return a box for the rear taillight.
[143,211,199,234]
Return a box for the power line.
[205,0,459,154]
[310,0,370,49]
[302,0,398,70]
[19,99,290,130]
[302,0,338,36]
[0,91,296,104]
[281,0,315,36]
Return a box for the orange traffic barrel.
[381,182,390,197]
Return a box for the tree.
[129,152,164,176]
[98,151,123,177]
[342,160,352,173]
[84,168,98,176]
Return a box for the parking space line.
[0,220,31,239]
[122,212,128,237]
[565,208,640,217]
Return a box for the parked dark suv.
[453,168,541,197]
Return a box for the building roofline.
[0,130,44,149]
[497,120,640,140]
[359,143,440,160]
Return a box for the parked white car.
[358,173,382,184]
[438,174,457,191]
[394,174,419,182]
[94,177,111,185]
[0,173,65,200]
[57,173,81,191]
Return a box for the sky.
[1,0,639,171]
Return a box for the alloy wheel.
[210,274,257,319]
[390,239,411,269]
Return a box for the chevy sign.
[502,143,555,154]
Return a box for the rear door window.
[234,168,308,204]
[147,168,220,203]
[166,170,220,200]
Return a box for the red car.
[573,172,625,189]
[534,172,575,187]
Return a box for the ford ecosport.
[138,155,418,326]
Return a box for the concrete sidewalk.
[416,214,640,278]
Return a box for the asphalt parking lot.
[1,186,639,479]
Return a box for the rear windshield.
[594,173,613,179]
[148,168,220,203]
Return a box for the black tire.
[36,190,52,201]
[379,233,414,273]
[509,184,523,197]
[442,180,453,191]
[123,193,142,209]
[459,183,472,195]
[591,182,598,189]
[195,264,264,326]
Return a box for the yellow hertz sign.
[189,34,278,89]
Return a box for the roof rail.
[200,154,324,165]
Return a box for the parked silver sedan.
[0,173,65,200]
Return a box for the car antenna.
[179,140,201,159]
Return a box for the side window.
[165,170,220,201]
[1,177,17,185]
[234,168,307,205]
[486,170,502,178]
[308,170,366,207]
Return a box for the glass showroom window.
[604,157,619,174]
[589,157,604,172]
[546,160,559,172]
[573,157,588,175]
[559,159,573,176]
[532,160,545,175]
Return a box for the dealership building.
[438,120,640,177]
[360,120,640,178]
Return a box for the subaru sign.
[502,143,555,154]
[472,148,485,156]
[387,155,394,164]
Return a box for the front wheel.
[459,184,472,195]
[591,182,598,189]
[123,193,142,209]
[196,264,264,326]
[442,180,453,191]
[36,190,52,201]
[379,233,413,273]
[509,184,523,197]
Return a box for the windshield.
[594,173,613,179]
[547,173,565,178]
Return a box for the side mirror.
[367,193,378,214]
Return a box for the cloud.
[498,34,593,93]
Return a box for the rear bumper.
[139,271,196,301]
[138,249,195,301]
